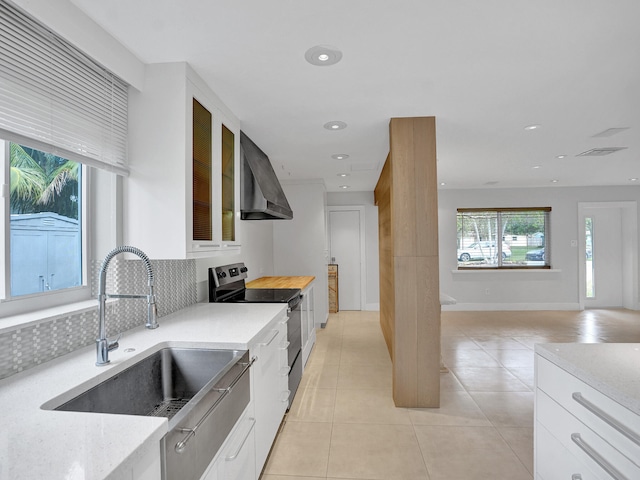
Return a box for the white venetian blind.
[0,0,129,175]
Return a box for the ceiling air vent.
[576,147,628,157]
[591,127,629,138]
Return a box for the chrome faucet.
[96,246,158,366]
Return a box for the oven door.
[287,296,303,407]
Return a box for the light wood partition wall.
[374,117,440,408]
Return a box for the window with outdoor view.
[457,208,551,269]
[0,0,128,316]
[7,142,82,296]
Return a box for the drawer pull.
[279,341,291,351]
[225,417,256,461]
[572,392,640,447]
[281,390,291,403]
[279,366,291,377]
[571,433,628,480]
[572,475,582,480]
[259,330,279,347]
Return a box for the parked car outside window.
[525,247,545,261]
[457,241,512,262]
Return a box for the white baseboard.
[441,302,581,312]
[364,303,380,311]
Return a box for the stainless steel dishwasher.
[160,350,253,480]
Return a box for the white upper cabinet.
[127,62,241,259]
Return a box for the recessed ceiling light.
[337,173,350,177]
[324,121,347,131]
[532,165,541,169]
[339,185,350,189]
[331,153,350,160]
[556,155,567,159]
[439,182,446,186]
[551,179,559,183]
[524,124,541,131]
[305,45,343,66]
[630,178,638,182]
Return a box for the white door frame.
[328,205,367,311]
[578,201,638,310]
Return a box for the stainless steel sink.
[46,346,254,480]
[53,347,243,419]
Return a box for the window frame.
[457,207,551,270]
[1,138,92,317]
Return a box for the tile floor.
[261,309,640,480]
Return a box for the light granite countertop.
[535,342,640,416]
[0,302,287,480]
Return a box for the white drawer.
[536,356,640,465]
[536,420,600,480]
[537,390,640,479]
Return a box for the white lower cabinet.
[535,355,640,480]
[200,405,255,480]
[251,311,289,475]
[300,283,316,367]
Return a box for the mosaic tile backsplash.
[0,258,197,380]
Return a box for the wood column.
[374,117,440,408]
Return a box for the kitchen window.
[0,0,128,316]
[4,142,83,298]
[457,208,551,269]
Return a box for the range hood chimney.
[240,131,293,220]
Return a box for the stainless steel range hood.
[240,131,293,220]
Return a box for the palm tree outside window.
[8,143,82,296]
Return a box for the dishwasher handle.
[175,356,256,454]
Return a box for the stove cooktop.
[208,263,301,304]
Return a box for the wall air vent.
[576,147,628,157]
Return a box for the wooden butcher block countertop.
[246,276,315,290]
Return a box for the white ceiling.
[70,0,640,193]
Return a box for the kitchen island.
[0,302,287,480]
[535,343,640,479]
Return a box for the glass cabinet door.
[192,98,212,241]
[221,124,235,242]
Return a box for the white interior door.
[329,208,363,310]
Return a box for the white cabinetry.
[250,311,289,474]
[535,355,640,479]
[200,405,256,480]
[300,282,315,367]
[127,62,240,259]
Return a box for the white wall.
[439,186,640,311]
[194,220,275,301]
[273,181,329,327]
[326,191,380,310]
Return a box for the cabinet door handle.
[225,417,256,461]
[259,330,279,347]
[280,390,291,403]
[572,392,640,447]
[571,433,628,480]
